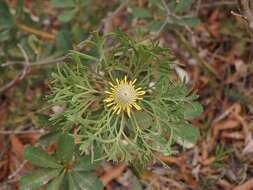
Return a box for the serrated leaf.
[184,102,203,120]
[51,0,75,8]
[46,171,65,190]
[72,172,103,190]
[73,155,101,172]
[58,9,76,23]
[38,131,61,146]
[67,172,81,190]
[24,146,62,168]
[55,133,74,164]
[173,122,199,148]
[132,7,151,18]
[20,168,61,190]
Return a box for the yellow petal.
[133,103,141,110]
[127,106,131,117]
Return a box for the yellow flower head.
[104,76,145,117]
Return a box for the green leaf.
[169,0,193,13]
[148,20,164,31]
[0,1,14,30]
[69,50,98,61]
[148,0,162,6]
[73,155,101,172]
[38,131,61,146]
[173,122,199,148]
[55,133,75,164]
[46,172,65,190]
[71,25,89,43]
[67,172,81,190]
[134,112,153,129]
[24,146,62,168]
[51,0,75,8]
[16,0,24,18]
[56,28,72,53]
[132,7,151,18]
[58,9,76,23]
[72,172,103,190]
[20,168,61,190]
[0,30,11,42]
[184,102,203,120]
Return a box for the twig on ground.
[0,45,30,93]
[0,56,67,93]
[200,1,237,8]
[17,23,56,41]
[1,56,67,67]
[0,129,45,135]
[7,161,28,180]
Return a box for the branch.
[17,23,56,41]
[0,56,67,93]
[0,45,30,93]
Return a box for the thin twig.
[0,129,45,135]
[17,23,56,41]
[1,56,67,67]
[0,45,30,93]
[7,161,28,180]
[0,56,67,93]
[200,1,237,8]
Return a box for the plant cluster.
[20,31,202,190]
[20,134,102,190]
[48,32,202,164]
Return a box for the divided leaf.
[24,146,62,169]
[46,171,65,190]
[72,171,103,190]
[73,155,101,172]
[55,133,75,164]
[173,122,199,148]
[67,172,81,190]
[38,131,61,146]
[184,102,203,120]
[20,168,61,190]
[58,9,76,23]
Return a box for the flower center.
[115,84,135,105]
